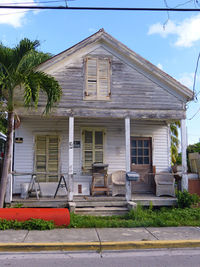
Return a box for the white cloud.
[178,72,200,89]
[0,0,37,28]
[148,14,200,47]
[157,63,163,70]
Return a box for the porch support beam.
[125,117,131,201]
[181,119,188,191]
[68,116,74,201]
[5,115,14,204]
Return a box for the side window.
[131,137,152,165]
[84,57,111,100]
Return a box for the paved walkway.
[0,227,200,251]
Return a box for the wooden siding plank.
[14,45,185,118]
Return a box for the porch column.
[181,119,188,191]
[125,117,131,201]
[68,116,74,201]
[5,116,14,204]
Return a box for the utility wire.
[1,0,67,4]
[188,107,200,120]
[192,52,200,100]
[1,6,200,11]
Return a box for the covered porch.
[7,114,187,212]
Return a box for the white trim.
[125,117,131,201]
[68,116,74,201]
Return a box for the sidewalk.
[0,227,200,251]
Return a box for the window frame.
[130,137,152,166]
[84,56,111,101]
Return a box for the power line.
[1,6,200,11]
[1,0,66,4]
[192,52,200,100]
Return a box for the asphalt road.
[0,248,200,267]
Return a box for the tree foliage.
[170,121,180,164]
[0,38,62,208]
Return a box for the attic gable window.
[84,57,111,100]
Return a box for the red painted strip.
[0,208,70,226]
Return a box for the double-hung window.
[84,57,111,100]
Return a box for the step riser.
[75,211,128,216]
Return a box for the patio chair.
[154,172,175,197]
[111,170,126,196]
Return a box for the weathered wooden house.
[8,29,193,213]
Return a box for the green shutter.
[82,130,104,172]
[35,135,59,182]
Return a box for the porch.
[10,194,177,216]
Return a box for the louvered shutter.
[35,135,59,182]
[82,130,104,172]
[98,59,110,98]
[83,130,93,172]
[36,136,46,182]
[48,136,59,181]
[94,131,103,163]
[86,58,97,99]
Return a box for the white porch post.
[181,119,188,191]
[125,117,131,201]
[5,116,14,204]
[68,116,74,201]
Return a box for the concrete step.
[74,206,129,216]
[75,201,127,208]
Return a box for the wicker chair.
[154,172,175,197]
[111,170,126,196]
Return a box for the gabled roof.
[38,29,193,101]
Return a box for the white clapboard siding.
[14,118,169,193]
[13,118,69,193]
[14,44,184,114]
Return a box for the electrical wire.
[188,107,200,120]
[192,52,200,100]
[1,6,200,11]
[1,1,67,5]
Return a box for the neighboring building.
[10,29,193,203]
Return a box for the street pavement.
[0,227,200,251]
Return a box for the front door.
[130,137,154,193]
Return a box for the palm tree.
[0,39,62,207]
[170,121,181,165]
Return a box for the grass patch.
[69,206,200,228]
[0,218,55,230]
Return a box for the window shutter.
[86,58,97,98]
[94,131,103,163]
[98,59,110,98]
[82,130,104,172]
[83,130,93,171]
[48,136,59,181]
[36,136,46,182]
[35,135,59,182]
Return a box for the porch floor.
[10,194,177,209]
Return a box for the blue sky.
[0,0,200,144]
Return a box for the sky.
[0,0,200,144]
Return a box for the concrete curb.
[0,240,200,252]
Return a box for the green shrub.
[176,190,200,208]
[0,218,55,230]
